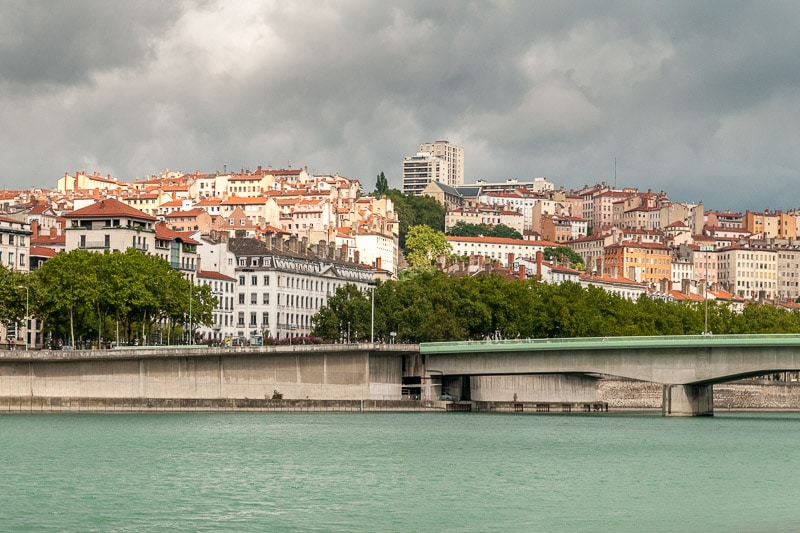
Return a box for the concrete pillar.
[662,384,714,416]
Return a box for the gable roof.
[63,198,157,221]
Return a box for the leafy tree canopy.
[405,225,452,269]
[543,246,585,270]
[384,189,445,247]
[447,221,522,240]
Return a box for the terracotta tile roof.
[63,198,157,220]
[154,222,200,244]
[29,246,58,257]
[197,270,236,281]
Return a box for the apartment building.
[419,140,464,188]
[226,237,375,341]
[446,235,557,266]
[63,198,157,254]
[402,151,451,196]
[603,241,671,286]
[717,246,777,300]
[776,248,800,301]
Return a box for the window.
[238,276,245,285]
[238,293,245,304]
[237,312,245,327]
[251,275,258,286]
[250,312,257,326]
[250,293,257,305]
[264,275,270,286]
[262,312,269,326]
[263,293,269,305]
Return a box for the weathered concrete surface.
[600,379,800,412]
[470,374,599,403]
[662,384,714,416]
[421,336,800,386]
[0,397,444,412]
[0,345,414,401]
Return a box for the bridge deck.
[421,334,800,354]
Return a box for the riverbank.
[2,380,799,413]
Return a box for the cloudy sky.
[2,1,799,212]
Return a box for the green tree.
[405,225,452,269]
[312,284,372,341]
[492,224,523,240]
[375,171,389,196]
[384,189,445,247]
[543,246,585,270]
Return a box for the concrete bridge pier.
[662,384,714,416]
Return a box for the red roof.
[197,270,235,281]
[64,198,157,221]
[155,222,200,244]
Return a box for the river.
[1,412,798,532]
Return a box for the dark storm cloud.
[0,1,185,89]
[1,0,800,212]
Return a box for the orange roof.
[63,198,156,221]
[155,222,200,244]
[197,270,236,281]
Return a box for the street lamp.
[188,283,193,345]
[370,285,375,344]
[17,285,29,351]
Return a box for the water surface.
[1,412,798,532]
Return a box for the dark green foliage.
[375,172,389,196]
[543,246,585,270]
[28,249,217,346]
[447,221,523,240]
[384,189,445,247]
[312,271,800,343]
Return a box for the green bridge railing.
[420,334,800,354]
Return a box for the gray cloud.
[1,0,799,212]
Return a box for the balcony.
[79,241,110,250]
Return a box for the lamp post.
[17,285,29,351]
[188,283,193,345]
[370,285,375,344]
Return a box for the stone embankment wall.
[601,379,800,410]
[0,397,443,413]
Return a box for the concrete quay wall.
[0,396,444,413]
[600,379,800,411]
[0,351,404,402]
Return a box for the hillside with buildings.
[2,140,800,348]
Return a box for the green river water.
[1,411,799,532]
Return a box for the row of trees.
[0,249,216,347]
[313,270,800,343]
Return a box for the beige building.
[63,198,157,254]
[717,246,777,300]
[419,140,464,188]
[403,140,464,195]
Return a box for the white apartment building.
[446,235,557,267]
[419,140,464,188]
[63,198,157,254]
[0,215,31,272]
[717,246,777,300]
[226,238,375,341]
[402,151,451,196]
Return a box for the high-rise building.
[402,140,463,195]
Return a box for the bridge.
[420,334,800,416]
